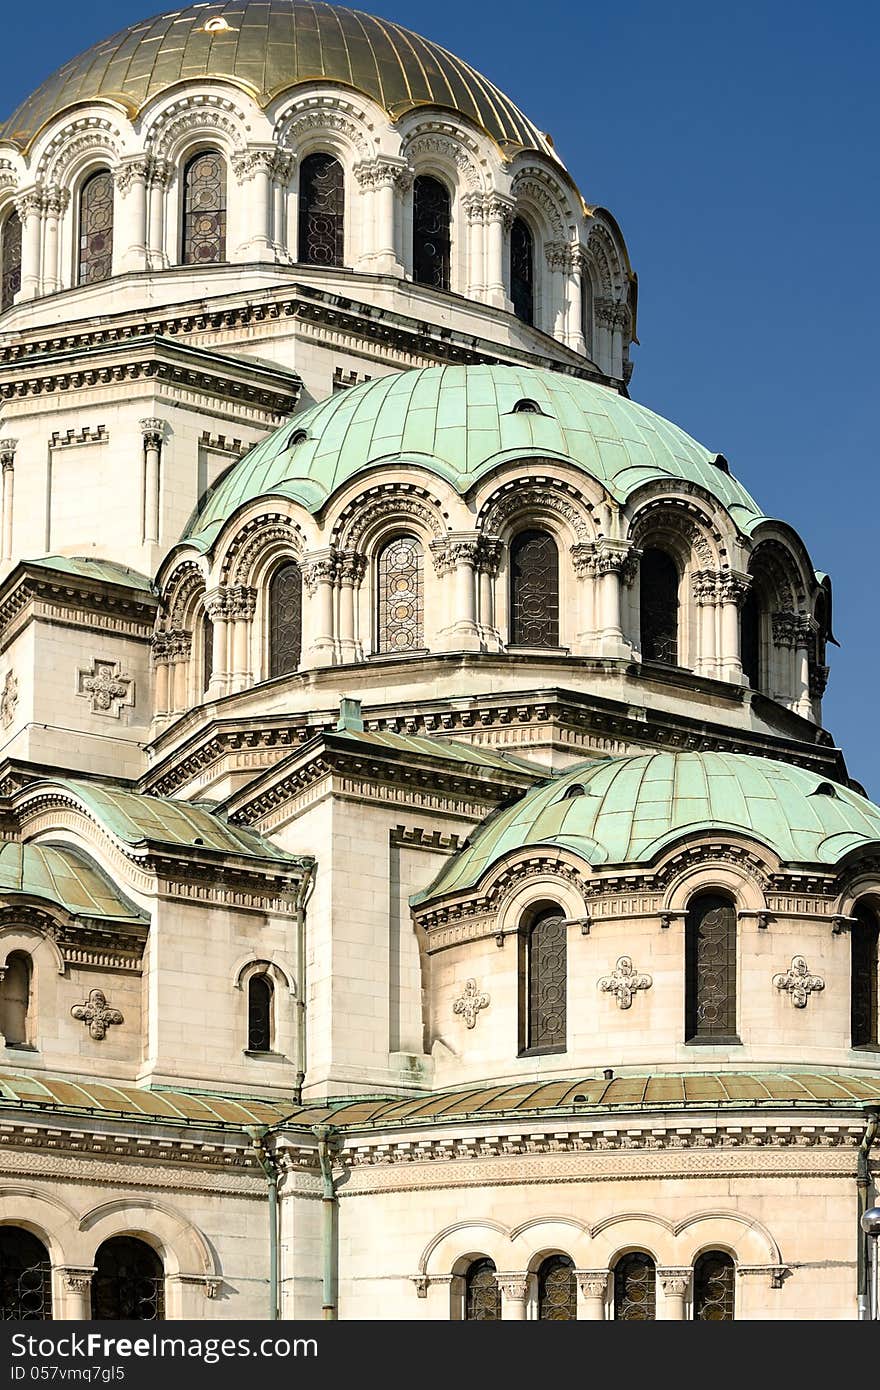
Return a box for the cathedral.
[0,0,876,1324]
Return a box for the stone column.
[545,241,570,339]
[146,158,171,270]
[571,541,598,653]
[233,147,276,261]
[658,1268,690,1320]
[692,570,719,677]
[717,570,750,683]
[204,588,232,697]
[151,631,173,718]
[170,630,192,714]
[463,192,485,297]
[139,417,164,544]
[431,536,481,651]
[113,158,149,273]
[56,1267,95,1320]
[42,186,68,293]
[475,536,502,649]
[576,1269,608,1320]
[495,1272,529,1321]
[337,552,366,663]
[374,158,407,273]
[303,549,338,667]
[272,152,294,259]
[793,614,815,719]
[485,195,515,308]
[0,438,17,562]
[595,540,638,657]
[228,584,257,693]
[568,246,590,354]
[15,188,43,300]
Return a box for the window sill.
[850,1042,880,1053]
[684,1036,743,1047]
[1,1042,38,1052]
[242,1049,284,1062]
[506,646,571,657]
[518,1044,567,1058]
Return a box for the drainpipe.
[314,1125,339,1320]
[246,1126,279,1321]
[857,1105,879,1320]
[293,865,315,1105]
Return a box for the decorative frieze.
[70,989,124,1040]
[773,956,825,1008]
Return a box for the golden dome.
[1,0,557,159]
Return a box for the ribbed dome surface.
[0,0,555,157]
[414,752,880,903]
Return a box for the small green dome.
[413,752,880,905]
[184,365,764,551]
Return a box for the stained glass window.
[202,613,214,694]
[182,151,226,265]
[686,893,738,1042]
[537,1255,576,1320]
[377,535,423,653]
[269,561,302,678]
[851,906,879,1047]
[413,175,451,290]
[248,975,272,1052]
[614,1253,656,1321]
[78,170,114,285]
[524,910,567,1052]
[640,547,679,665]
[740,589,761,689]
[1,211,21,311]
[693,1251,735,1320]
[510,216,534,324]
[465,1259,500,1320]
[92,1238,164,1321]
[510,529,559,648]
[0,1228,51,1320]
[298,153,344,267]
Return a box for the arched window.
[537,1254,576,1320]
[510,217,534,324]
[509,529,559,648]
[78,170,114,285]
[268,561,303,678]
[412,175,451,290]
[465,1258,500,1320]
[247,974,273,1053]
[685,893,738,1042]
[693,1251,735,1320]
[92,1237,164,1321]
[377,535,423,654]
[0,1227,52,1320]
[0,952,31,1048]
[202,613,214,694]
[581,270,593,353]
[182,151,226,265]
[1,211,21,311]
[851,905,879,1048]
[614,1252,656,1320]
[740,588,761,689]
[521,908,567,1054]
[298,153,344,267]
[640,547,679,665]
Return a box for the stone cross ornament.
[773,956,825,1008]
[71,989,124,1040]
[453,978,490,1029]
[598,955,653,1009]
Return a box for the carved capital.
[338,551,367,585]
[203,586,231,622]
[114,157,151,195]
[0,438,18,470]
[570,541,597,578]
[658,1268,691,1297]
[575,1270,608,1301]
[484,195,516,230]
[14,187,44,220]
[494,1272,529,1302]
[301,549,339,595]
[809,661,830,700]
[353,156,409,190]
[232,146,277,184]
[716,570,751,607]
[475,536,503,576]
[545,239,572,271]
[58,1267,96,1295]
[772,610,812,647]
[596,539,639,582]
[43,184,70,217]
[153,627,191,664]
[226,584,258,621]
[139,417,165,450]
[691,569,719,604]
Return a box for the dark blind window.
[0,1228,51,1321]
[693,1251,735,1320]
[182,152,226,265]
[377,535,423,653]
[614,1253,656,1321]
[202,614,214,694]
[269,561,303,678]
[0,951,30,1047]
[525,910,567,1052]
[510,529,559,648]
[510,216,534,324]
[741,589,761,689]
[413,175,451,290]
[581,271,593,353]
[92,1238,164,1321]
[247,975,273,1052]
[686,893,738,1041]
[851,907,879,1047]
[1,212,22,310]
[78,170,114,285]
[465,1259,500,1320]
[640,547,679,665]
[537,1255,576,1320]
[298,153,344,267]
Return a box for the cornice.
[0,566,157,651]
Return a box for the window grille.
[1,212,22,310]
[640,547,679,665]
[298,153,344,267]
[78,170,114,284]
[614,1253,656,1320]
[510,529,559,648]
[182,152,226,265]
[685,894,738,1041]
[693,1251,735,1320]
[537,1255,576,1320]
[248,975,273,1052]
[465,1259,500,1320]
[268,561,302,678]
[525,910,567,1052]
[852,907,879,1047]
[510,216,534,324]
[92,1238,164,1321]
[0,1228,51,1320]
[413,176,451,290]
[377,535,423,653]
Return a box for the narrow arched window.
[0,1227,52,1320]
[640,547,679,664]
[78,170,114,285]
[685,892,738,1042]
[522,908,567,1053]
[268,561,302,678]
[413,175,451,290]
[377,534,423,654]
[0,951,31,1047]
[465,1258,500,1320]
[182,151,226,265]
[510,217,534,324]
[537,1254,576,1320]
[851,905,879,1047]
[247,974,273,1052]
[741,588,761,689]
[92,1237,164,1321]
[298,153,344,267]
[202,612,214,694]
[1,211,21,311]
[693,1251,735,1320]
[509,529,559,648]
[581,270,593,353]
[614,1252,656,1320]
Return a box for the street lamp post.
[861,1206,880,1321]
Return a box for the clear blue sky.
[3,1,878,786]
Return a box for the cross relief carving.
[598,955,653,1009]
[452,978,490,1029]
[76,659,134,717]
[71,989,124,1040]
[773,955,825,1008]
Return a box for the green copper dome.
[414,752,880,904]
[1,0,555,158]
[183,365,765,550]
